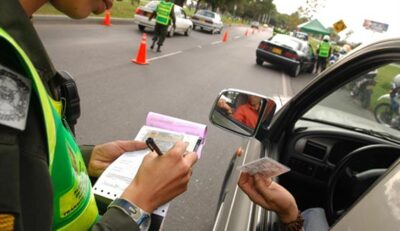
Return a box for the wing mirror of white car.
[209,89,276,137]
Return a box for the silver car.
[191,10,223,34]
[209,38,400,230]
[134,1,193,37]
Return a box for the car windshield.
[301,63,400,143]
[271,34,302,51]
[197,10,215,18]
[145,1,159,10]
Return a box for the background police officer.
[149,0,176,52]
[0,0,197,230]
[316,35,332,73]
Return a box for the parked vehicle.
[209,38,400,231]
[293,31,308,41]
[350,70,377,108]
[191,10,223,34]
[134,1,193,37]
[250,21,260,29]
[374,93,400,129]
[256,34,316,77]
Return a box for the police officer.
[316,35,332,73]
[0,0,197,230]
[149,0,176,52]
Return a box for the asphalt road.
[33,17,316,231]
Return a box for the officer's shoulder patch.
[0,65,31,131]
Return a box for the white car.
[191,10,223,34]
[134,1,193,37]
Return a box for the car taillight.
[205,19,213,24]
[283,51,299,60]
[135,8,143,15]
[258,43,269,50]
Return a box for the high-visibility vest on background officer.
[316,35,332,73]
[149,0,176,52]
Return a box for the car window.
[301,63,400,143]
[181,9,186,19]
[175,7,182,18]
[145,1,159,10]
[271,34,302,51]
[197,10,215,18]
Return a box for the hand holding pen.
[146,137,164,156]
[122,141,198,213]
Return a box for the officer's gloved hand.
[121,141,198,213]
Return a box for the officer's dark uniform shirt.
[0,0,139,230]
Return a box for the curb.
[32,15,134,25]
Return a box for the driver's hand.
[238,173,299,223]
[121,141,198,213]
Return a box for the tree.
[297,0,325,20]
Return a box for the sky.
[273,0,400,44]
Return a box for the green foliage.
[370,65,400,110]
[35,0,139,18]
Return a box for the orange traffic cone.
[103,10,111,26]
[131,33,148,65]
[244,29,248,37]
[222,31,228,42]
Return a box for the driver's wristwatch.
[108,198,151,231]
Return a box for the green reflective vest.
[318,41,331,58]
[156,0,174,25]
[0,28,99,231]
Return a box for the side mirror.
[209,89,276,137]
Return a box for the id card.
[237,157,290,178]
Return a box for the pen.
[146,137,163,156]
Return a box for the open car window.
[300,62,400,143]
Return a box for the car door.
[174,7,183,33]
[211,38,400,231]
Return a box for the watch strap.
[108,198,151,229]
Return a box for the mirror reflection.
[210,90,268,136]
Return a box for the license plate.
[272,47,282,55]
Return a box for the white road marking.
[198,45,202,48]
[147,51,183,61]
[234,35,240,39]
[281,72,293,97]
[211,41,222,45]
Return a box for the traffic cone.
[222,31,228,42]
[131,33,148,65]
[103,10,111,26]
[244,29,248,37]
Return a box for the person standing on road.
[316,35,332,73]
[149,0,176,52]
[0,0,197,231]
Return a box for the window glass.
[301,63,400,143]
[271,34,302,51]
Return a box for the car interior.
[275,62,400,225]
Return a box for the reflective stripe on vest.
[156,1,174,25]
[318,41,331,58]
[0,28,98,230]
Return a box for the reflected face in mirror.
[211,91,270,136]
[232,95,262,129]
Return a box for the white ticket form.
[237,157,290,178]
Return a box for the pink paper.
[146,112,207,158]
